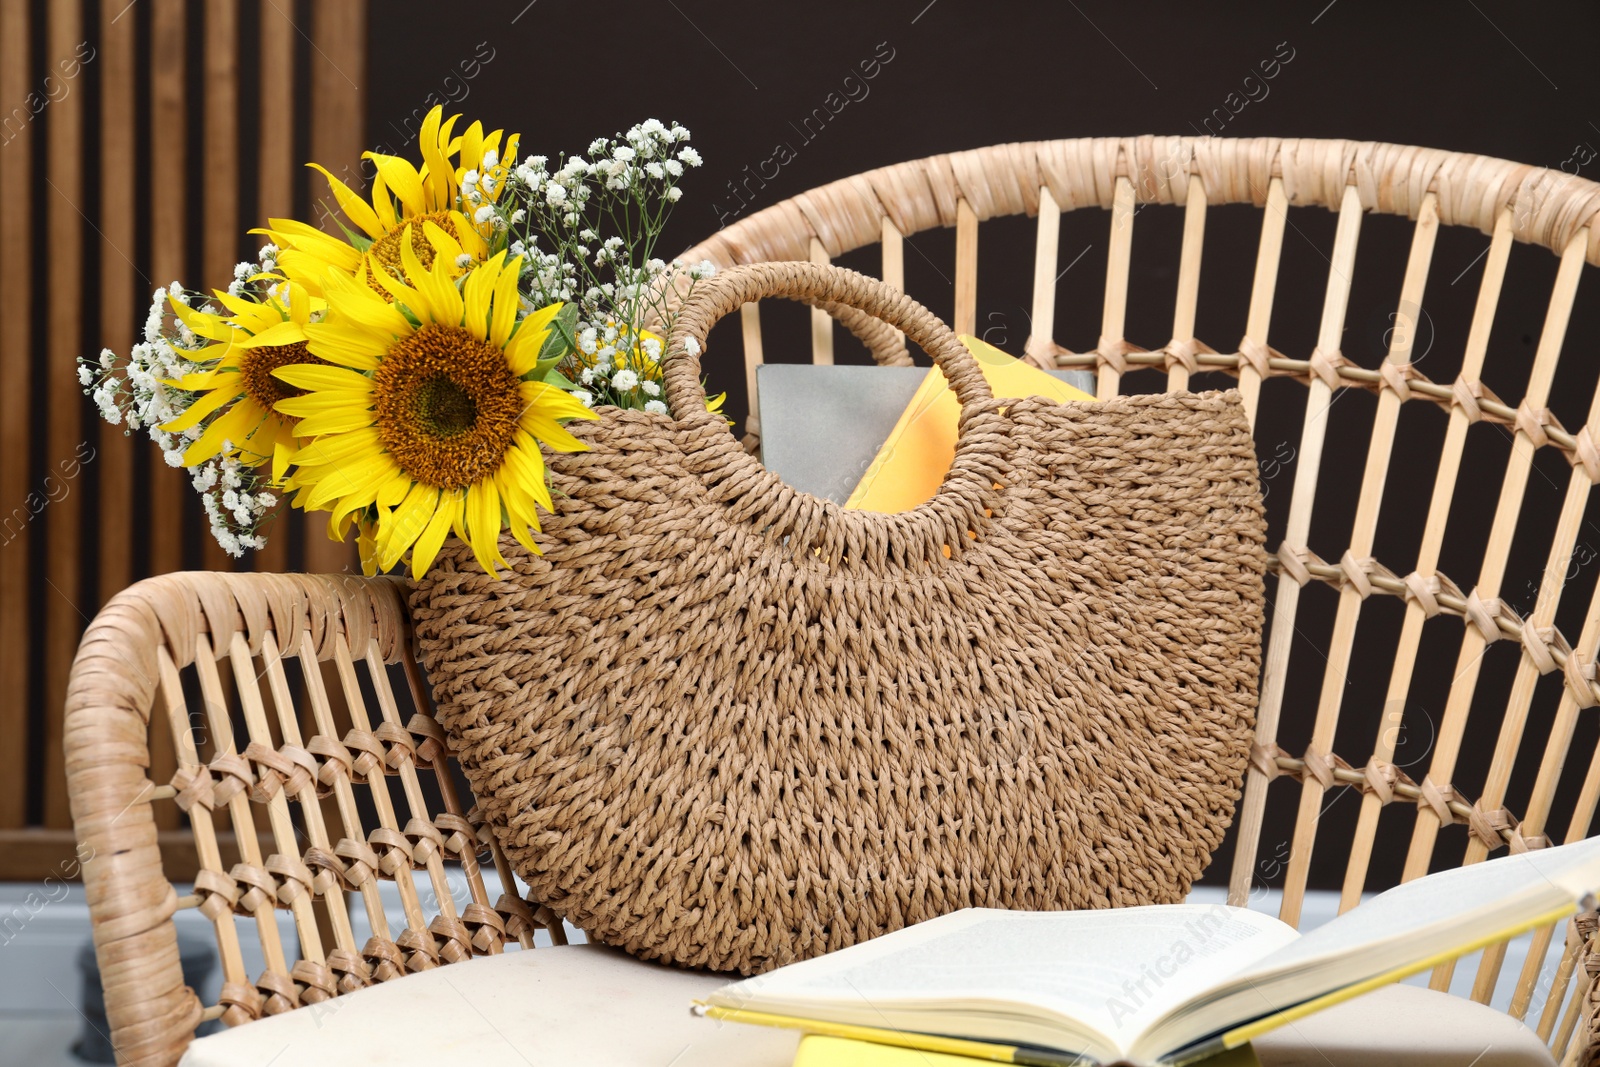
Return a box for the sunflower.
[260,105,520,300]
[276,245,596,577]
[160,282,324,480]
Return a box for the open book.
[699,836,1600,1066]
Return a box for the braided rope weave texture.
[411,263,1269,974]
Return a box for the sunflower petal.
[274,364,374,393]
[465,478,509,575]
[308,162,386,239]
[489,256,522,349]
[364,152,426,217]
[410,489,457,575]
[161,379,244,432]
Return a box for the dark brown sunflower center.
[365,210,461,298]
[372,322,522,490]
[239,340,321,410]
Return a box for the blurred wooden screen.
[0,0,365,880]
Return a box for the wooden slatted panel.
[0,0,376,878]
[303,0,366,575]
[200,0,238,575]
[1399,235,1589,886]
[98,0,136,606]
[1096,176,1136,398]
[149,0,185,578]
[42,0,86,830]
[1278,193,1440,921]
[808,237,833,365]
[0,0,30,832]
[253,0,294,575]
[1338,208,1515,913]
[954,198,977,336]
[1228,183,1365,911]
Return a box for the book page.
[1232,835,1600,985]
[1128,836,1600,1062]
[713,905,1297,1052]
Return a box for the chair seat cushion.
[178,945,1553,1067]
[1251,983,1554,1067]
[178,944,798,1067]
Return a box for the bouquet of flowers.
[81,109,715,577]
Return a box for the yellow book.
[793,1035,1262,1067]
[699,835,1600,1066]
[843,335,1096,513]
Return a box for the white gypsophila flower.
[641,380,661,397]
[545,183,567,206]
[677,146,702,167]
[482,148,499,169]
[77,366,92,386]
[612,146,635,162]
[650,336,670,358]
[573,389,594,408]
[644,400,668,415]
[666,187,683,202]
[612,368,639,391]
[456,253,473,270]
[163,447,186,468]
[577,327,598,355]
[664,159,683,178]
[510,208,526,225]
[689,260,717,281]
[579,367,595,385]
[474,205,495,225]
[233,261,252,280]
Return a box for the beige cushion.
[179,945,1552,1067]
[178,944,798,1067]
[1253,983,1553,1067]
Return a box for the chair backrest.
[679,136,1600,1058]
[65,573,567,1065]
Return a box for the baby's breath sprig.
[496,119,713,413]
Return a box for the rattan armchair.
[67,137,1600,1065]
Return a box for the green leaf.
[542,303,580,361]
[541,368,577,390]
[326,207,373,252]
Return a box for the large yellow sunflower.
[276,246,595,577]
[161,282,323,479]
[260,105,520,300]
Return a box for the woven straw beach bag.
[409,260,1268,974]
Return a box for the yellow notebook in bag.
[843,335,1096,513]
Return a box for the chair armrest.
[64,572,412,1067]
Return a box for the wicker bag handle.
[662,261,996,419]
